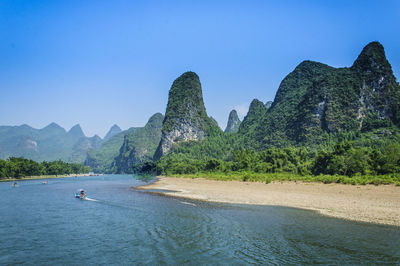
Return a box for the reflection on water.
[0,175,399,265]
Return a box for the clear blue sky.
[1,0,399,137]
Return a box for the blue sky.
[1,0,399,137]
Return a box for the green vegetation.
[150,140,400,185]
[0,157,91,180]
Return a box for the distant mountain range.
[0,123,117,163]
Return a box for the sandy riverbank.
[136,176,400,226]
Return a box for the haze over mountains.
[1,41,399,174]
[0,123,120,163]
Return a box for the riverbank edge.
[0,173,93,182]
[135,176,400,227]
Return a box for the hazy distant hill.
[224,110,241,133]
[104,124,122,141]
[0,123,102,163]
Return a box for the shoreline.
[136,176,400,227]
[0,173,93,182]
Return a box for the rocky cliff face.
[113,113,164,173]
[240,41,400,147]
[224,110,241,133]
[154,72,220,159]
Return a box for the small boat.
[42,181,48,184]
[12,182,18,188]
[75,189,86,199]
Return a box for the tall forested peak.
[104,124,122,141]
[225,110,241,133]
[154,71,221,159]
[68,124,85,138]
[351,41,392,74]
[162,71,208,130]
[265,101,273,109]
[239,99,267,134]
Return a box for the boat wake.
[180,201,196,207]
[84,197,98,202]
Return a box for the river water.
[0,175,399,265]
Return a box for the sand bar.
[136,176,400,226]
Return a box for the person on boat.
[79,190,86,198]
[13,182,17,187]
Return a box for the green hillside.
[112,113,164,173]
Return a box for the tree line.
[156,142,400,176]
[131,141,400,185]
[0,157,92,179]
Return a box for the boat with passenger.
[75,189,86,199]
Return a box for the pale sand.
[136,176,400,226]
